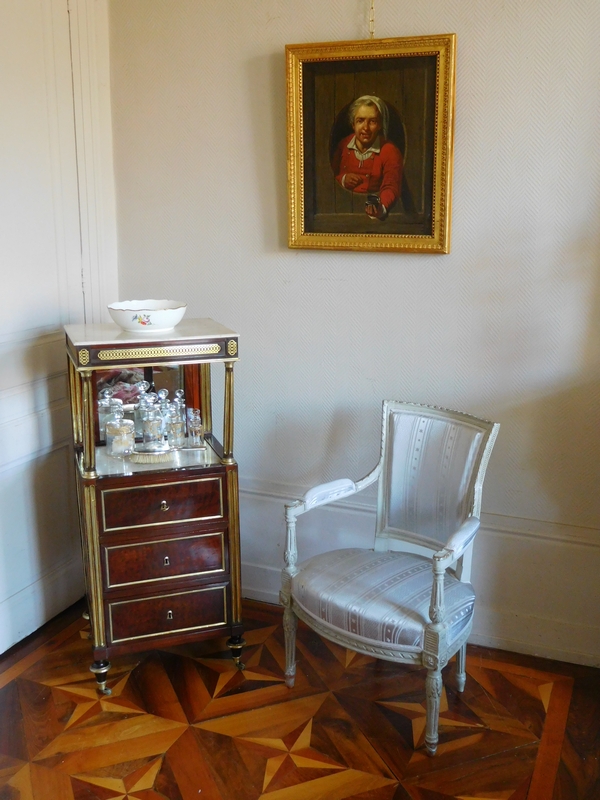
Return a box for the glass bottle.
[97,388,114,438]
[174,389,186,429]
[157,388,170,429]
[133,381,150,437]
[157,388,169,408]
[187,408,205,448]
[141,406,164,450]
[105,397,123,424]
[165,403,185,448]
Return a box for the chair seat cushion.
[291,548,475,651]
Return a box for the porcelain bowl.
[107,300,187,333]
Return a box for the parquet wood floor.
[0,600,598,800]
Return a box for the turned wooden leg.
[90,660,111,696]
[282,602,298,688]
[227,635,246,670]
[425,668,443,756]
[456,643,467,692]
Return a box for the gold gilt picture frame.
[286,34,456,253]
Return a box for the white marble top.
[64,318,238,347]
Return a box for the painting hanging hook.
[369,0,375,39]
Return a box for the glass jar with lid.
[105,408,135,457]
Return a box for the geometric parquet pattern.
[0,601,587,800]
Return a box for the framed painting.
[286,34,456,253]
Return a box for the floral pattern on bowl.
[108,300,187,333]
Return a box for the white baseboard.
[242,562,281,605]
[470,607,600,668]
[0,557,85,654]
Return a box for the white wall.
[109,0,600,665]
[0,0,117,653]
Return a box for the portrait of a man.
[287,35,456,252]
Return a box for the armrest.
[433,517,480,567]
[285,478,357,523]
[304,479,357,509]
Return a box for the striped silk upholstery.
[282,402,500,756]
[384,410,485,544]
[292,548,475,650]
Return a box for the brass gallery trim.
[71,357,239,373]
[105,531,226,588]
[108,585,228,644]
[101,476,224,532]
[97,344,221,361]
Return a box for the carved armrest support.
[282,479,357,578]
[282,465,380,579]
[428,518,480,628]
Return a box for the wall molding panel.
[0,556,84,656]
[0,333,72,471]
[0,332,69,392]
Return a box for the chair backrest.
[375,401,499,550]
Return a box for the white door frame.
[0,0,118,653]
[68,0,118,321]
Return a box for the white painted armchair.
[280,400,499,756]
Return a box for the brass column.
[227,469,242,625]
[81,370,96,477]
[222,361,235,465]
[68,359,83,446]
[200,363,213,435]
[82,484,106,649]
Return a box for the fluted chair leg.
[425,668,443,756]
[282,602,298,688]
[456,643,467,692]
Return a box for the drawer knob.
[160,500,170,512]
[163,556,170,566]
[167,610,173,620]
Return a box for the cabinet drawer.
[100,476,223,532]
[108,584,228,644]
[104,531,226,588]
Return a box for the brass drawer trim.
[108,585,228,644]
[104,531,226,588]
[98,343,221,361]
[101,476,224,532]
